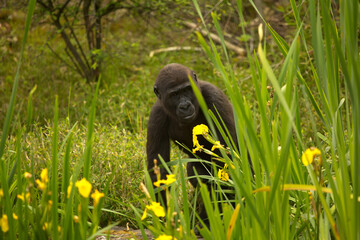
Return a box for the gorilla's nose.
[179,102,190,111]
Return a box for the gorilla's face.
[167,82,197,122]
[154,63,200,123]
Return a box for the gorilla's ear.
[154,85,161,99]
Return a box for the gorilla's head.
[154,63,200,123]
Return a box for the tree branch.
[65,48,85,79]
[96,1,143,17]
[36,0,49,10]
[53,18,92,80]
[94,0,101,50]
[83,0,93,50]
[98,1,125,17]
[47,0,53,9]
[63,14,91,70]
[69,0,83,27]
[57,0,71,18]
[45,43,78,73]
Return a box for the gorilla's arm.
[146,101,170,183]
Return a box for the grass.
[1,0,359,239]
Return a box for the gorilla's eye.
[184,86,192,92]
[171,92,178,97]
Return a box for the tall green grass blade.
[188,75,216,134]
[56,123,77,239]
[208,110,239,158]
[26,85,37,130]
[87,222,119,240]
[8,149,18,185]
[51,96,59,240]
[83,79,100,179]
[179,158,190,235]
[130,205,149,240]
[191,0,206,26]
[211,13,229,62]
[309,0,327,95]
[15,128,25,239]
[199,184,225,239]
[251,56,274,173]
[61,124,77,204]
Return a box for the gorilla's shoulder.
[150,100,165,113]
[199,80,229,104]
[149,100,168,120]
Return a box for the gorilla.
[146,63,239,196]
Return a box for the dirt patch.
[96,226,152,240]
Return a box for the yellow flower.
[17,193,24,201]
[36,179,47,191]
[75,178,92,198]
[350,194,360,202]
[40,168,48,183]
[141,202,165,220]
[47,200,53,210]
[193,124,209,136]
[91,189,105,206]
[0,188,3,198]
[17,192,30,202]
[141,208,148,220]
[13,213,18,220]
[155,234,177,240]
[24,172,32,179]
[211,141,222,151]
[218,163,231,181]
[67,182,73,198]
[218,168,229,181]
[35,168,49,191]
[154,174,176,187]
[73,215,79,223]
[192,124,209,153]
[0,214,9,232]
[192,145,202,154]
[302,148,321,166]
[42,222,48,231]
[147,202,165,217]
